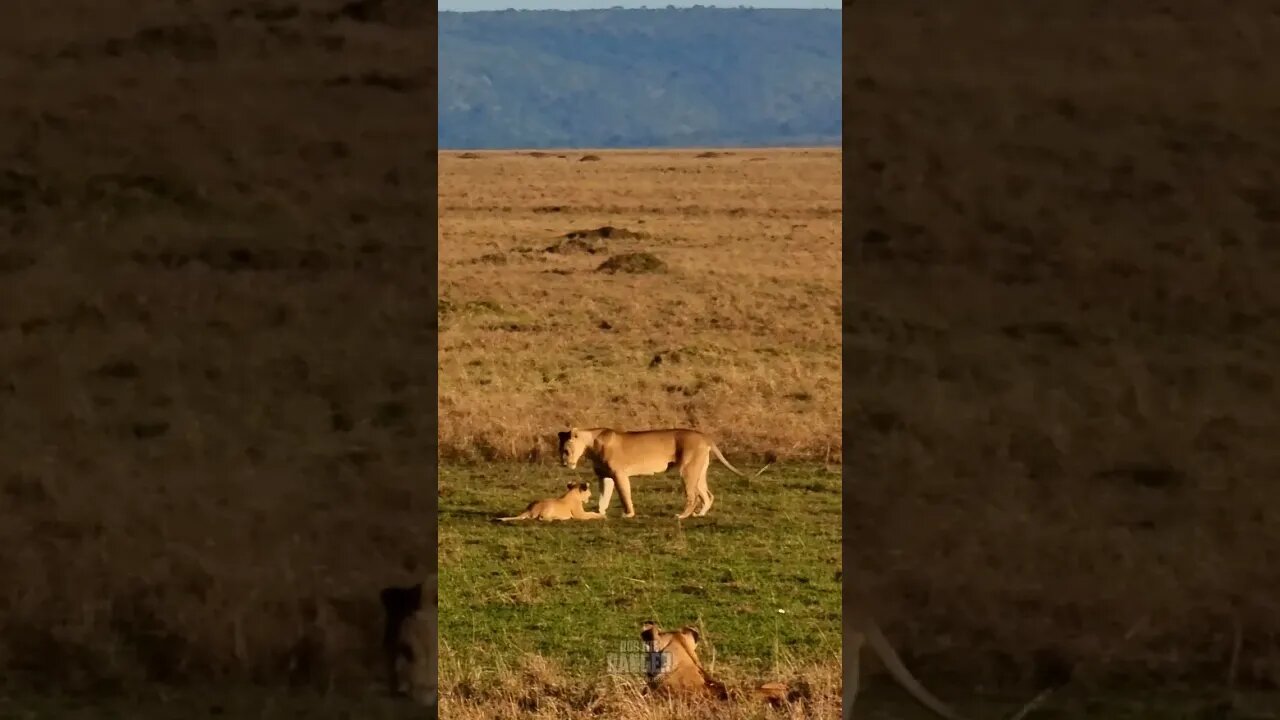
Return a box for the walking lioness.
[558,427,766,519]
[496,482,605,522]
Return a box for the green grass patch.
[438,462,841,680]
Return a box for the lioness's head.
[558,428,591,469]
[640,620,700,679]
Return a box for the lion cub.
[497,481,606,522]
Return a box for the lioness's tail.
[710,444,772,479]
[864,619,967,720]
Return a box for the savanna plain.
[438,148,843,719]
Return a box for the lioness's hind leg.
[677,451,709,519]
[695,477,714,516]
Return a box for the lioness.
[639,621,795,705]
[639,621,730,700]
[496,481,605,522]
[558,427,767,519]
[379,577,437,707]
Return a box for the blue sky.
[440,0,839,10]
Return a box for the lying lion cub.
[496,481,606,522]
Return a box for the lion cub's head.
[380,578,437,706]
[558,428,592,469]
[639,621,728,700]
[565,481,591,502]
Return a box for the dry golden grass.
[439,649,841,720]
[438,148,842,462]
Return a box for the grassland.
[437,463,841,718]
[436,148,842,717]
[437,148,842,463]
[6,0,1280,718]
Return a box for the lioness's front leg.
[598,476,616,515]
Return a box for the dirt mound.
[471,252,508,265]
[545,226,645,254]
[595,252,666,274]
[562,225,642,240]
[579,154,601,162]
[545,238,601,254]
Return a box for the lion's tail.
[711,444,772,479]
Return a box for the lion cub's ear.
[557,430,571,445]
[577,482,589,492]
[640,620,660,643]
[566,481,577,489]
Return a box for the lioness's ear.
[684,626,701,645]
[640,620,659,642]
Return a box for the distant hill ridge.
[439,8,840,149]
